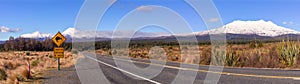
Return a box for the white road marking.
[293,78,300,80]
[85,55,161,84]
[107,56,300,80]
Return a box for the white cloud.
[282,21,287,24]
[208,18,220,22]
[136,6,154,12]
[282,21,294,25]
[0,26,21,33]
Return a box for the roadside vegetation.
[1,36,300,83]
[95,40,300,69]
[0,51,74,84]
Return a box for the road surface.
[45,53,300,84]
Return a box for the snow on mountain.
[62,27,77,36]
[194,20,300,36]
[62,27,170,38]
[21,27,170,39]
[20,31,52,38]
[21,20,296,39]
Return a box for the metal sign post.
[52,31,66,70]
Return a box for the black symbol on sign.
[55,36,62,42]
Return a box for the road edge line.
[85,55,161,84]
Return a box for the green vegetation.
[0,37,72,51]
[211,48,226,66]
[277,40,300,67]
[31,59,40,67]
[257,42,264,47]
[25,51,30,56]
[2,36,300,68]
[249,41,256,48]
[0,69,7,80]
[226,51,241,66]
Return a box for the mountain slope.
[194,20,300,36]
[17,20,300,42]
[20,31,52,38]
[61,28,170,38]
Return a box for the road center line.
[85,55,161,84]
[109,56,300,80]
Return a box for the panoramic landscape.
[1,0,300,84]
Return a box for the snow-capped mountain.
[20,27,170,39]
[20,31,52,38]
[61,28,170,38]
[19,20,300,42]
[194,20,300,37]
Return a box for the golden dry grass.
[96,42,300,69]
[0,51,74,84]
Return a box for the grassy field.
[0,51,74,84]
[1,40,300,83]
[96,41,300,69]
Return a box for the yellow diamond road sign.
[52,32,66,47]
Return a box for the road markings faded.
[110,56,300,80]
[85,56,161,84]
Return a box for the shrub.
[0,69,7,80]
[18,67,30,80]
[26,51,30,56]
[252,49,263,67]
[6,73,17,84]
[112,49,117,55]
[49,54,53,58]
[226,51,240,66]
[72,50,78,55]
[17,75,26,81]
[257,42,264,48]
[249,42,256,48]
[31,59,40,67]
[3,62,14,69]
[277,41,300,67]
[171,56,178,61]
[211,48,226,66]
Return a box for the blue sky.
[0,0,300,40]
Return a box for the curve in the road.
[85,55,161,84]
[103,56,300,80]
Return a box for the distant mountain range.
[0,41,5,44]
[3,20,299,43]
[193,20,299,36]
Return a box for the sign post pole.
[58,57,60,70]
[52,31,66,71]
[57,45,60,70]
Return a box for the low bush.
[0,69,7,80]
[249,42,256,48]
[31,59,40,67]
[226,51,241,66]
[26,52,31,56]
[277,41,300,67]
[3,62,14,69]
[18,67,30,80]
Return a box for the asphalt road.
[43,66,81,84]
[45,52,300,84]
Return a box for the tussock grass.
[96,41,300,69]
[0,51,74,83]
[0,68,7,80]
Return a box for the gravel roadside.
[43,66,81,84]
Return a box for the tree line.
[0,36,292,51]
[0,37,71,51]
